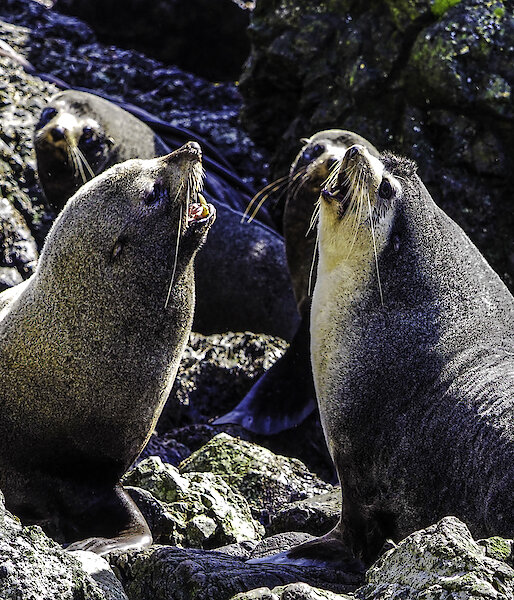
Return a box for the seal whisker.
[307,228,320,297]
[164,181,186,310]
[74,144,95,179]
[242,174,291,224]
[366,190,384,306]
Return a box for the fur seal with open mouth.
[258,144,514,566]
[0,142,215,555]
[34,90,299,341]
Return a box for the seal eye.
[302,143,325,164]
[142,181,168,206]
[81,126,94,143]
[38,107,58,128]
[378,179,393,200]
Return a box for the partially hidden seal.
[34,90,299,341]
[0,142,215,554]
[270,144,514,566]
[216,130,379,435]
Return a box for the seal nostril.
[51,127,66,142]
[348,146,359,158]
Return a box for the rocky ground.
[1,1,514,599]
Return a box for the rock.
[267,489,341,537]
[231,583,354,600]
[356,516,514,599]
[123,456,263,548]
[53,0,252,81]
[110,545,362,600]
[0,493,124,600]
[478,536,514,568]
[248,532,315,560]
[240,0,514,289]
[158,332,288,433]
[179,433,333,525]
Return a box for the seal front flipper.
[65,486,151,555]
[214,312,316,435]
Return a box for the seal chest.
[0,142,215,554]
[308,145,514,564]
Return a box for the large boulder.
[240,0,514,289]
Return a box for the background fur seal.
[0,143,215,554]
[34,90,299,341]
[290,144,514,565]
[216,130,379,435]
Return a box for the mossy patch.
[431,0,462,18]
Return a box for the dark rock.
[158,332,287,432]
[248,532,315,560]
[240,0,514,289]
[109,545,362,600]
[53,0,252,82]
[268,490,341,538]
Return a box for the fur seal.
[216,130,379,435]
[282,144,514,565]
[34,90,298,341]
[0,143,215,554]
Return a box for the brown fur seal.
[0,142,215,554]
[34,90,298,341]
[216,130,379,435]
[276,144,514,566]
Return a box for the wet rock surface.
[240,0,514,289]
[53,0,252,82]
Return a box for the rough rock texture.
[240,0,514,289]
[0,494,126,600]
[231,583,354,600]
[158,332,287,432]
[109,545,362,600]
[179,433,333,525]
[54,0,252,81]
[267,489,341,537]
[123,456,263,549]
[356,517,514,599]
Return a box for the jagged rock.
[158,332,287,433]
[240,0,514,289]
[231,583,354,600]
[123,456,263,548]
[0,493,126,600]
[179,433,333,524]
[356,516,514,599]
[478,536,514,568]
[109,545,362,600]
[248,532,315,560]
[268,489,341,537]
[53,0,252,81]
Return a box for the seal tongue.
[187,193,210,223]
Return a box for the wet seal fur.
[259,145,514,566]
[217,130,379,435]
[34,90,298,341]
[0,143,215,554]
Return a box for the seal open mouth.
[320,145,362,217]
[185,191,216,231]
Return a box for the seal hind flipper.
[214,312,316,435]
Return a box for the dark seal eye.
[142,181,168,206]
[302,143,325,164]
[378,179,393,200]
[38,107,58,128]
[81,126,94,143]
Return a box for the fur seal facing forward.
[0,143,215,554]
[216,130,379,435]
[275,145,514,565]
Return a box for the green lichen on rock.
[431,0,462,17]
[179,433,333,519]
[356,517,514,599]
[123,456,263,549]
[479,536,514,566]
[231,582,354,600]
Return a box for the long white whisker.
[164,181,185,310]
[366,192,384,307]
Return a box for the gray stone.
[268,489,341,537]
[0,496,124,600]
[356,516,514,599]
[248,532,315,561]
[123,456,263,548]
[232,583,354,600]
[179,433,333,522]
[110,545,362,600]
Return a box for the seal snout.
[168,141,202,163]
